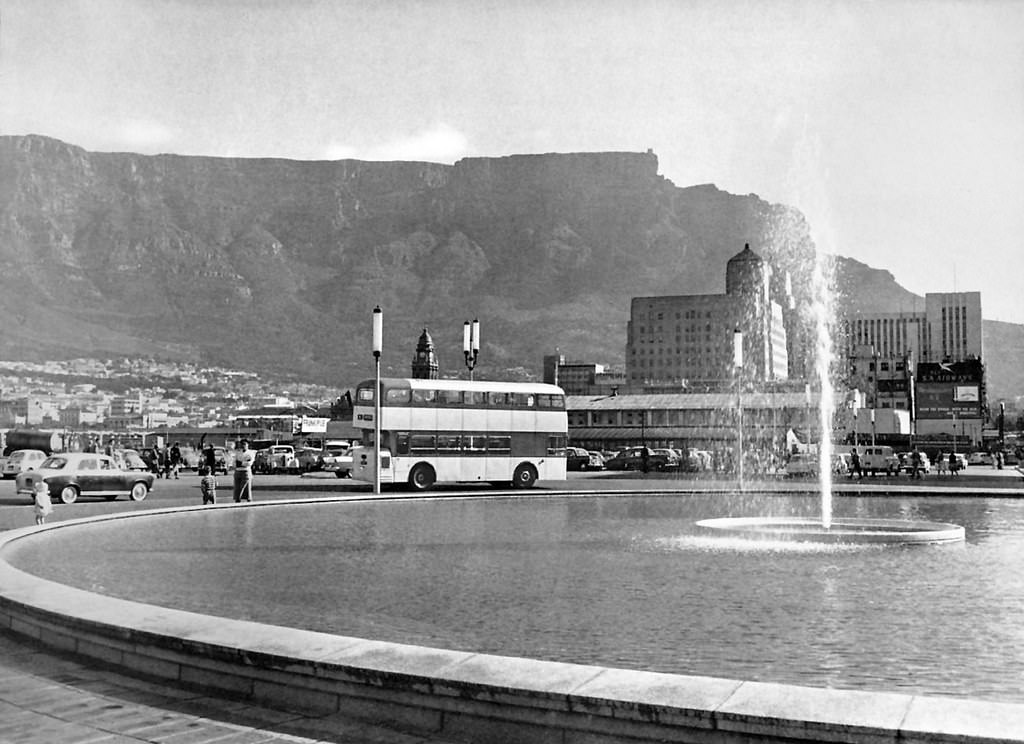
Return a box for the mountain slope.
[0,135,1019,399]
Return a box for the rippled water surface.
[8,493,1024,702]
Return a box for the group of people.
[196,436,255,505]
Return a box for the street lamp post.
[734,328,744,489]
[372,306,382,496]
[463,319,480,380]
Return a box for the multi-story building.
[839,291,985,446]
[542,356,626,396]
[625,244,792,389]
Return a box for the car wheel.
[129,482,149,501]
[335,470,348,479]
[512,463,538,489]
[59,485,79,504]
[408,463,435,491]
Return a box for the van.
[859,446,900,475]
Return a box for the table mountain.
[0,134,1018,399]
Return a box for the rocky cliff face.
[1,134,1018,398]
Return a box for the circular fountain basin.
[696,516,965,544]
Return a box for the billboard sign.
[915,360,983,419]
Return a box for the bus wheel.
[408,463,436,491]
[512,463,537,489]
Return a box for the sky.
[2,0,1023,324]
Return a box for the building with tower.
[411,328,439,379]
[625,244,792,388]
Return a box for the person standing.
[232,439,256,502]
[32,480,52,525]
[169,442,182,479]
[199,466,218,505]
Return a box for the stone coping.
[1,496,1023,744]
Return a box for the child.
[32,480,53,525]
[199,466,218,505]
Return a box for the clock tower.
[411,328,439,379]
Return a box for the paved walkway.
[0,630,456,744]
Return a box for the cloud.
[324,124,470,163]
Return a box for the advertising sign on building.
[915,360,983,419]
[299,416,330,434]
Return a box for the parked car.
[211,446,229,474]
[119,448,150,472]
[294,447,323,472]
[1003,450,1020,466]
[604,447,671,471]
[17,452,155,504]
[1,449,48,478]
[320,442,352,478]
[653,448,681,470]
[897,451,931,475]
[565,447,591,471]
[784,453,818,477]
[967,451,993,466]
[860,446,901,475]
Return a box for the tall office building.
[625,244,791,387]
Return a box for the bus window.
[488,392,508,406]
[409,434,435,453]
[538,394,565,409]
[386,388,410,404]
[465,435,487,453]
[439,389,463,405]
[357,387,375,402]
[486,435,511,454]
[395,433,410,455]
[466,391,487,406]
[547,435,567,455]
[436,435,461,452]
[412,388,437,404]
[514,393,535,407]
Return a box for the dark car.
[603,447,670,472]
[565,447,591,471]
[17,452,155,504]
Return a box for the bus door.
[461,434,487,482]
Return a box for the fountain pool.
[7,491,1024,704]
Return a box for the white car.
[967,451,993,466]
[1,449,48,479]
[320,443,353,478]
[784,453,818,477]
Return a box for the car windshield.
[40,456,68,469]
[9,452,26,461]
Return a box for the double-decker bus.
[349,377,567,490]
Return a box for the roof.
[355,377,565,395]
[569,426,739,440]
[567,391,834,410]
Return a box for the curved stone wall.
[1,500,1023,744]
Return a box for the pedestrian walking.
[199,466,218,505]
[232,439,256,502]
[910,448,923,480]
[169,442,182,479]
[849,447,863,479]
[936,452,947,476]
[949,453,960,476]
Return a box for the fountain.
[699,236,964,545]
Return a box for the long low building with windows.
[566,390,835,455]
